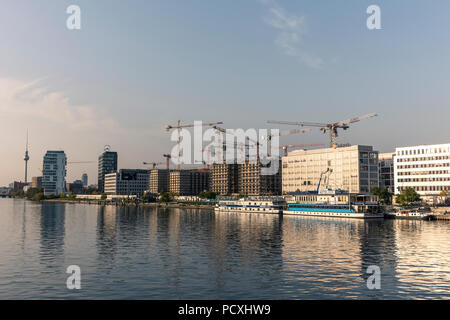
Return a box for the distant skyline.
[1,0,450,186]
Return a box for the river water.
[0,198,449,299]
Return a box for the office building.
[379,153,395,193]
[149,169,170,194]
[394,143,450,202]
[104,169,149,195]
[169,170,210,196]
[238,159,282,196]
[82,173,88,187]
[282,145,379,194]
[42,151,67,196]
[98,150,118,193]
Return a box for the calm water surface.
[0,198,449,299]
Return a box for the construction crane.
[280,144,325,156]
[268,113,378,148]
[166,120,223,170]
[261,128,310,156]
[143,162,163,169]
[163,154,171,170]
[317,168,333,193]
[67,161,95,165]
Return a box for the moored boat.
[385,209,435,220]
[215,196,286,214]
[283,189,384,219]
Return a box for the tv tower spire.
[24,130,29,185]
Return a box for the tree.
[371,187,393,205]
[25,188,43,200]
[160,192,172,203]
[199,191,217,200]
[33,193,45,201]
[60,193,66,199]
[396,187,421,205]
[101,193,107,200]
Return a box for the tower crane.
[163,154,171,170]
[67,161,95,165]
[261,128,311,156]
[143,162,163,169]
[166,120,223,170]
[268,113,378,148]
[280,144,325,156]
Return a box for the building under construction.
[210,160,282,196]
[210,163,239,195]
[149,169,170,194]
[237,159,282,196]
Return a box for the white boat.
[386,209,434,220]
[215,196,286,214]
[283,189,384,219]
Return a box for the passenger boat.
[215,196,286,214]
[385,209,435,220]
[283,189,384,219]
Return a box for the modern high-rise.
[82,173,88,187]
[98,150,118,193]
[379,153,395,193]
[282,145,379,194]
[42,151,67,196]
[104,169,149,195]
[149,169,170,194]
[394,143,450,202]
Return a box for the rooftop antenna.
[24,130,29,184]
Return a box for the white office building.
[282,145,379,194]
[42,151,67,196]
[394,143,450,202]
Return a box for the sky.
[1,0,449,186]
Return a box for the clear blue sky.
[1,0,449,185]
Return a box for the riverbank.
[42,198,215,210]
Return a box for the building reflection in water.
[96,205,118,268]
[210,212,283,298]
[357,219,399,299]
[39,202,66,265]
[279,216,399,299]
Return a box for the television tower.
[24,130,29,184]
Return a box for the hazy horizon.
[1,0,449,186]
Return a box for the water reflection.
[39,203,65,264]
[0,199,449,299]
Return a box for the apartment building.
[104,169,149,195]
[98,150,118,193]
[394,143,450,201]
[379,152,395,193]
[42,151,67,196]
[282,145,379,194]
